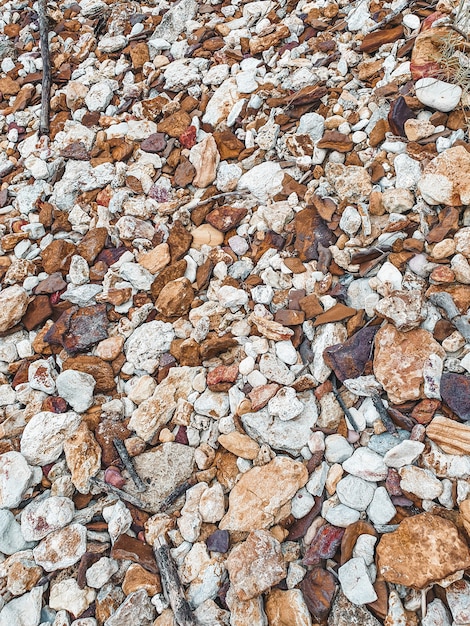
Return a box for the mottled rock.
[104,588,155,626]
[0,285,29,332]
[20,411,81,465]
[0,451,34,508]
[156,278,194,317]
[124,321,175,374]
[265,589,312,626]
[21,495,75,541]
[440,373,470,421]
[300,567,336,622]
[33,523,87,571]
[328,591,381,626]
[63,423,101,493]
[418,146,470,206]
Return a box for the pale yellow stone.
[431,238,456,259]
[218,432,260,460]
[138,243,171,274]
[426,414,470,455]
[95,336,124,361]
[191,225,224,250]
[265,589,313,626]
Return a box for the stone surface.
[33,523,87,571]
[20,411,81,465]
[376,513,470,588]
[0,285,29,332]
[0,451,34,508]
[63,423,101,493]
[328,591,381,626]
[21,495,75,541]
[415,77,462,112]
[338,557,377,605]
[265,589,312,626]
[418,146,470,206]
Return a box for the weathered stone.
[63,423,101,493]
[418,146,470,206]
[440,373,470,421]
[265,589,312,626]
[0,285,29,332]
[20,411,81,465]
[33,523,87,571]
[300,567,336,622]
[328,591,381,626]
[156,278,194,317]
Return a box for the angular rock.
[418,146,470,206]
[323,326,378,382]
[0,451,34,508]
[33,523,87,571]
[440,373,470,421]
[21,495,75,541]
[265,589,312,626]
[63,423,101,493]
[0,285,29,332]
[300,567,336,622]
[20,411,81,466]
[328,591,381,626]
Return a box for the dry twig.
[38,0,52,136]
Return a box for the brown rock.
[95,336,125,361]
[63,422,101,494]
[207,364,238,391]
[170,338,201,366]
[95,419,131,467]
[111,534,158,574]
[317,130,353,152]
[167,220,193,261]
[313,303,356,326]
[158,110,191,138]
[122,563,161,596]
[44,305,109,354]
[226,530,286,600]
[249,24,290,54]
[426,284,470,314]
[219,456,308,531]
[151,260,187,300]
[35,272,67,294]
[138,244,171,274]
[265,589,312,626]
[0,76,20,96]
[141,133,166,153]
[274,309,305,326]
[77,228,108,264]
[373,324,446,404]
[174,159,196,187]
[22,295,53,331]
[130,42,149,68]
[376,512,470,588]
[411,399,440,424]
[96,585,125,625]
[360,25,404,53]
[156,278,194,318]
[340,520,377,565]
[294,208,334,262]
[62,355,115,392]
[440,372,470,421]
[426,415,470,455]
[283,258,306,274]
[250,315,294,341]
[41,240,77,274]
[323,325,379,382]
[200,333,238,360]
[213,130,244,160]
[248,383,280,411]
[217,432,260,460]
[300,567,336,622]
[206,206,247,232]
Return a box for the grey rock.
[0,587,43,626]
[104,589,155,626]
[328,591,381,625]
[0,510,34,555]
[151,0,197,43]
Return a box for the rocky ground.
[0,0,470,623]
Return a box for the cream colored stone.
[63,423,101,494]
[137,243,171,274]
[265,589,312,626]
[217,432,260,460]
[189,135,220,188]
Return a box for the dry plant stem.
[332,375,360,432]
[90,477,150,510]
[154,535,197,626]
[371,393,398,435]
[158,477,197,512]
[38,0,51,136]
[113,438,147,493]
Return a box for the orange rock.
[158,110,191,138]
[122,563,161,596]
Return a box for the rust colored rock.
[35,272,67,295]
[313,303,357,326]
[174,159,196,187]
[373,324,445,404]
[76,228,108,264]
[425,206,460,244]
[141,133,166,153]
[42,396,68,413]
[200,333,238,360]
[294,208,335,262]
[150,260,187,300]
[360,25,404,53]
[299,567,336,622]
[376,512,470,588]
[411,399,440,424]
[22,295,53,331]
[167,220,193,261]
[303,524,344,566]
[207,364,239,391]
[388,96,416,137]
[157,110,191,138]
[298,294,323,320]
[111,534,158,574]
[41,240,77,274]
[122,563,161,596]
[206,206,247,232]
[274,310,305,326]
[323,325,378,382]
[44,305,109,354]
[440,373,470,421]
[317,130,354,152]
[340,520,377,565]
[249,24,290,54]
[95,419,131,467]
[59,141,91,160]
[62,355,115,392]
[156,278,195,317]
[130,41,150,68]
[213,130,244,160]
[248,383,280,411]
[170,338,201,367]
[95,585,125,625]
[64,422,101,494]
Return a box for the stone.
[194,389,229,419]
[122,563,161,596]
[86,557,119,589]
[265,589,312,626]
[33,523,87,571]
[300,567,336,622]
[124,321,175,374]
[0,551,42,596]
[415,77,462,112]
[336,475,376,511]
[238,161,284,203]
[156,278,194,317]
[426,414,470,454]
[138,243,170,274]
[267,387,304,421]
[0,588,43,626]
[0,510,33,555]
[21,410,81,466]
[0,285,29,332]
[49,578,96,617]
[440,373,470,421]
[328,591,381,626]
[21,495,75,541]
[56,370,95,413]
[111,533,158,573]
[44,304,109,354]
[103,589,155,626]
[219,456,308,531]
[376,513,470,588]
[0,451,34,508]
[374,324,445,404]
[422,599,452,626]
[418,146,470,206]
[217,432,260,460]
[326,163,372,202]
[322,499,361,528]
[383,440,424,468]
[446,579,470,624]
[303,524,344,566]
[367,487,396,525]
[338,557,378,605]
[189,135,220,188]
[62,355,115,392]
[158,110,191,138]
[342,448,388,481]
[259,353,295,386]
[398,465,443,499]
[374,291,427,331]
[323,326,378,382]
[141,133,166,153]
[63,423,101,493]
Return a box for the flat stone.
[440,373,470,421]
[217,432,260,460]
[342,448,388,482]
[300,567,336,622]
[265,589,312,626]
[336,475,376,511]
[418,146,470,206]
[415,77,462,112]
[124,321,175,374]
[56,370,95,413]
[0,285,29,332]
[20,411,81,466]
[33,523,87,571]
[323,326,378,382]
[49,578,96,617]
[63,423,101,493]
[21,495,75,541]
[446,579,470,624]
[328,591,381,626]
[376,512,470,588]
[338,557,378,605]
[0,588,43,626]
[104,588,155,626]
[219,456,308,531]
[367,487,396,525]
[0,451,34,508]
[398,465,443,499]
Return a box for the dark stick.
[153,535,197,626]
[332,375,360,433]
[158,477,197,512]
[371,393,398,435]
[90,477,150,510]
[38,0,51,136]
[113,438,147,493]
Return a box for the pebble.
[336,475,376,511]
[415,77,462,113]
[338,558,378,605]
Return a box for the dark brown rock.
[206,206,248,232]
[77,228,108,264]
[299,567,336,622]
[35,272,67,295]
[360,25,404,53]
[62,355,115,392]
[59,141,91,160]
[317,131,353,152]
[323,326,378,381]
[41,240,77,274]
[95,419,131,467]
[158,110,191,137]
[167,221,193,261]
[150,260,187,300]
[44,304,109,354]
[440,373,470,421]
[22,295,53,331]
[156,278,195,317]
[213,130,244,160]
[111,534,158,574]
[388,96,416,137]
[170,338,201,366]
[200,333,238,360]
[141,133,166,153]
[294,208,335,262]
[274,310,305,326]
[174,159,196,187]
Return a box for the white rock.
[394,153,422,189]
[291,487,315,518]
[0,285,29,333]
[199,483,225,523]
[322,498,361,528]
[367,486,396,525]
[33,523,87,571]
[85,81,115,112]
[194,390,229,419]
[21,411,81,465]
[381,188,414,214]
[275,340,297,365]
[0,452,34,508]
[415,77,462,113]
[340,206,362,236]
[85,557,119,588]
[342,448,388,481]
[238,161,284,202]
[69,255,89,286]
[338,557,378,605]
[203,64,230,86]
[403,14,420,29]
[56,370,95,413]
[353,534,377,566]
[119,262,154,291]
[104,589,155,626]
[267,387,304,421]
[383,440,425,468]
[324,434,354,463]
[336,475,376,511]
[306,461,329,497]
[215,162,242,192]
[103,500,132,544]
[124,321,175,374]
[398,465,443,499]
[376,261,403,290]
[297,112,325,142]
[49,578,96,617]
[0,509,33,554]
[310,323,347,383]
[217,285,248,309]
[0,587,43,626]
[98,35,127,52]
[0,384,16,407]
[422,599,452,626]
[21,495,75,541]
[259,353,295,386]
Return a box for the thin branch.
[38,0,52,136]
[332,375,360,432]
[90,477,150,510]
[113,438,147,493]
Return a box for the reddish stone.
[388,96,416,137]
[385,468,403,497]
[287,496,323,541]
[206,206,248,232]
[44,304,109,354]
[411,399,440,424]
[111,534,158,574]
[312,303,357,326]
[59,141,91,160]
[96,246,128,266]
[157,110,191,138]
[274,310,305,326]
[360,25,404,53]
[167,221,193,261]
[35,273,67,295]
[303,524,344,566]
[41,240,76,274]
[77,228,108,264]
[151,260,187,300]
[22,295,53,331]
[141,133,166,153]
[62,355,115,392]
[41,396,68,413]
[317,131,353,152]
[440,373,470,421]
[299,567,336,622]
[174,159,196,187]
[294,208,335,262]
[179,125,197,149]
[207,364,239,391]
[248,383,280,411]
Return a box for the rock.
[63,423,101,493]
[336,475,376,511]
[0,510,33,554]
[0,285,29,332]
[374,324,445,404]
[328,591,381,626]
[33,523,87,571]
[20,411,81,465]
[122,563,161,596]
[375,291,427,331]
[86,557,119,589]
[62,355,115,392]
[138,243,171,274]
[422,599,452,626]
[300,567,336,622]
[0,551,43,596]
[151,0,197,42]
[199,483,225,523]
[0,451,34,508]
[56,370,95,413]
[49,578,96,617]
[103,589,155,626]
[141,133,166,153]
[325,435,353,463]
[219,456,308,531]
[445,579,470,624]
[415,77,462,112]
[44,304,109,354]
[322,498,361,528]
[268,387,304,421]
[342,448,388,481]
[398,465,443,499]
[377,512,470,588]
[238,161,284,202]
[303,524,344,566]
[0,587,43,626]
[367,487,396,525]
[21,495,75,541]
[326,163,372,202]
[265,589,312,626]
[189,135,220,188]
[338,557,378,605]
[440,373,470,421]
[156,278,194,318]
[426,414,470,454]
[193,389,230,419]
[124,321,175,374]
[111,533,158,573]
[259,353,295,386]
[418,146,470,206]
[323,326,378,382]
